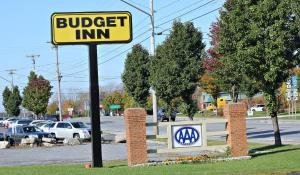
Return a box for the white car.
[35,122,55,132]
[250,104,266,112]
[10,119,33,128]
[47,121,91,140]
[2,118,18,128]
[0,117,5,126]
[29,120,46,126]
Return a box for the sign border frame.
[171,124,203,149]
[51,11,133,45]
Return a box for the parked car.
[47,121,91,140]
[207,104,216,111]
[0,133,4,141]
[3,118,18,128]
[29,120,52,126]
[0,117,5,127]
[44,115,59,122]
[37,122,54,132]
[250,104,266,112]
[10,119,33,128]
[158,108,176,122]
[5,125,53,145]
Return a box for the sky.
[0,0,225,112]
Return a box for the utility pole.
[26,54,40,72]
[120,0,158,135]
[6,69,16,90]
[52,45,63,122]
[149,0,158,135]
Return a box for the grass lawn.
[279,114,300,120]
[1,143,300,175]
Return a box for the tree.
[62,99,75,115]
[102,91,125,111]
[2,87,11,113]
[122,44,150,107]
[218,0,300,145]
[47,102,58,115]
[150,21,205,119]
[123,92,138,109]
[2,86,22,116]
[23,71,52,117]
[200,73,220,107]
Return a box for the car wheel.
[50,133,56,139]
[73,134,80,139]
[252,109,255,112]
[6,137,14,146]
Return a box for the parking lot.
[0,116,300,166]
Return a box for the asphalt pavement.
[0,116,299,166]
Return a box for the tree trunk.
[270,111,282,146]
[231,85,239,103]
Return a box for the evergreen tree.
[2,86,22,116]
[150,21,205,119]
[122,44,150,107]
[2,87,11,113]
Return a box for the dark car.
[12,119,33,127]
[44,115,59,122]
[158,108,176,122]
[0,133,4,141]
[5,125,52,145]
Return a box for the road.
[0,116,299,166]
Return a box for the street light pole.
[149,0,158,135]
[120,0,158,135]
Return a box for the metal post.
[88,44,102,167]
[288,101,290,117]
[54,46,63,122]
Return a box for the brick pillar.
[124,108,147,166]
[224,103,248,157]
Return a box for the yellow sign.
[51,11,132,45]
[217,98,226,108]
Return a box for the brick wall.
[124,108,148,166]
[224,103,248,157]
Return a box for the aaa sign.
[51,11,132,45]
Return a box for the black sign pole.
[88,44,103,167]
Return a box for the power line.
[156,0,181,11]
[0,75,11,83]
[0,63,56,73]
[126,0,150,11]
[157,0,217,28]
[58,21,151,72]
[62,35,151,77]
[99,36,151,65]
[157,7,221,34]
[156,0,207,22]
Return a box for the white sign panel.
[247,111,254,116]
[172,125,202,148]
[293,91,298,97]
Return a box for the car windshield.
[18,120,32,125]
[23,126,42,133]
[36,122,48,127]
[71,122,88,128]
